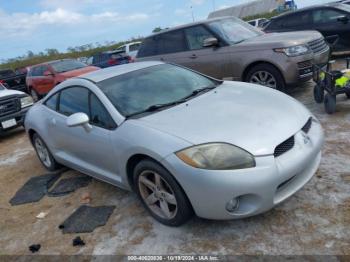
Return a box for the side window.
[283,12,311,27]
[129,43,141,52]
[159,31,187,54]
[45,93,59,111]
[31,67,40,77]
[185,26,215,50]
[120,46,126,52]
[313,8,345,24]
[90,94,116,129]
[137,37,159,57]
[58,87,89,116]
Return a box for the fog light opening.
[225,197,240,213]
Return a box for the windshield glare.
[208,17,262,44]
[98,64,217,117]
[338,4,350,12]
[50,60,87,73]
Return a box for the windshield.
[50,60,87,73]
[0,84,5,90]
[98,64,218,117]
[208,17,262,44]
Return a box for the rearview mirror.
[66,113,92,132]
[43,70,54,77]
[337,16,349,24]
[203,37,219,47]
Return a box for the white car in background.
[247,18,270,28]
[119,41,142,60]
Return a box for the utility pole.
[190,6,194,22]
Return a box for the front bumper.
[0,107,31,132]
[161,120,324,220]
[281,47,330,86]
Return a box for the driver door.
[46,86,120,185]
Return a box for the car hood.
[59,66,100,78]
[135,82,312,156]
[0,89,26,97]
[241,30,323,49]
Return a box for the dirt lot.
[0,59,349,256]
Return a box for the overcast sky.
[0,0,331,60]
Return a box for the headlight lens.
[275,45,311,57]
[20,96,34,108]
[175,143,255,170]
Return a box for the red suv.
[26,59,99,101]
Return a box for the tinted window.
[313,8,346,24]
[248,21,256,26]
[159,31,187,54]
[137,37,159,57]
[45,93,59,111]
[0,69,14,78]
[185,26,215,50]
[98,64,217,117]
[90,94,116,129]
[283,12,311,27]
[31,66,43,77]
[58,87,89,116]
[50,60,86,73]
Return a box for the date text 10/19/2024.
[127,255,220,261]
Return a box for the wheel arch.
[242,60,284,82]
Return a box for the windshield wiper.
[125,86,217,118]
[182,86,217,100]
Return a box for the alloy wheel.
[249,71,277,89]
[34,137,52,168]
[138,170,178,220]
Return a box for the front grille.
[308,38,329,54]
[274,136,295,158]
[298,60,312,69]
[302,118,312,134]
[0,97,20,117]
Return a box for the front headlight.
[20,96,34,108]
[175,143,255,170]
[274,45,311,57]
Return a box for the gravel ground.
[0,59,349,255]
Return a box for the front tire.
[32,133,59,171]
[133,159,193,226]
[314,84,324,103]
[245,63,286,92]
[324,94,336,114]
[30,89,40,102]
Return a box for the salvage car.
[26,59,99,101]
[25,62,324,226]
[136,17,330,91]
[0,83,33,133]
[264,3,350,51]
[0,69,27,93]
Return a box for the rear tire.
[245,63,286,92]
[314,84,324,103]
[324,94,336,114]
[133,159,193,226]
[32,133,59,171]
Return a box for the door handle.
[189,54,197,59]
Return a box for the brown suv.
[137,17,330,91]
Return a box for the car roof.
[271,3,345,20]
[78,61,164,83]
[148,17,232,37]
[31,59,75,68]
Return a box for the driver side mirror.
[66,113,92,132]
[43,70,54,77]
[337,15,349,24]
[203,37,219,48]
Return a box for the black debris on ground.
[9,170,65,206]
[29,244,41,253]
[47,176,92,197]
[59,205,115,234]
[72,236,85,247]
